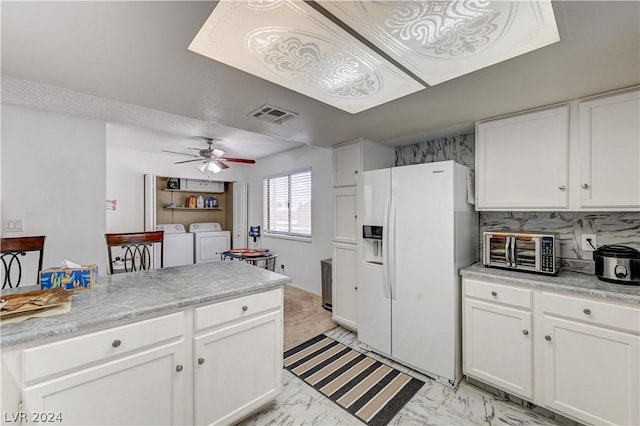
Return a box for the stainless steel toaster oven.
[483,231,559,275]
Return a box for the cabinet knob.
[583,308,592,315]
[558,185,566,190]
[355,287,358,290]
[545,335,552,341]
[176,365,183,372]
[582,183,589,189]
[198,358,205,365]
[522,330,529,335]
[354,170,358,174]
[242,305,248,312]
[112,339,122,348]
[491,291,497,297]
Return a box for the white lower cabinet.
[23,341,187,425]
[464,299,533,399]
[539,291,640,426]
[194,311,282,425]
[332,243,357,330]
[2,288,283,426]
[462,277,640,426]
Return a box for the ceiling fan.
[162,137,255,173]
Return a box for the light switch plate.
[581,234,597,251]
[4,219,24,232]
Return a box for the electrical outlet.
[581,234,597,251]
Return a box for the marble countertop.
[461,263,640,305]
[1,261,291,348]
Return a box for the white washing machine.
[155,224,194,267]
[189,223,231,263]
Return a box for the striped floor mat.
[283,334,424,426]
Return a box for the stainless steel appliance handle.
[509,236,516,267]
[505,237,511,266]
[381,198,391,299]
[533,237,541,270]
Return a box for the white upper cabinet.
[332,138,394,187]
[578,89,640,209]
[476,105,570,210]
[476,87,640,211]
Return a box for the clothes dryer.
[189,222,231,263]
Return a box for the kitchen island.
[460,262,639,426]
[1,261,290,426]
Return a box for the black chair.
[1,236,46,289]
[105,231,163,274]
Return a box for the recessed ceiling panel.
[188,0,425,114]
[321,0,560,86]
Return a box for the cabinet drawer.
[195,288,282,331]
[541,292,640,334]
[23,312,184,384]
[464,278,532,309]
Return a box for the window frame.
[263,167,312,242]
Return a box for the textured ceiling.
[1,1,639,158]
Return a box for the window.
[264,169,312,240]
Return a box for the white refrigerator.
[357,161,478,387]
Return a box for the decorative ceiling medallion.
[321,0,559,85]
[247,29,380,98]
[189,0,424,114]
[382,1,508,58]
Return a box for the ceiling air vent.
[248,104,299,125]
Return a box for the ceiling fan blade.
[215,160,230,170]
[162,150,199,158]
[218,157,256,164]
[174,159,204,164]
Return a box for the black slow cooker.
[593,245,640,284]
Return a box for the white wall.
[106,124,334,295]
[1,105,107,283]
[106,123,248,233]
[246,145,333,295]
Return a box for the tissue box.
[40,265,98,290]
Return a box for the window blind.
[265,169,312,238]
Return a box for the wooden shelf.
[162,189,222,194]
[165,207,223,210]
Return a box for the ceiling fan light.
[207,160,222,173]
[197,161,208,172]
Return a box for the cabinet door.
[541,316,640,425]
[201,181,224,193]
[194,311,282,426]
[333,186,357,243]
[185,179,204,191]
[332,243,357,330]
[333,142,361,187]
[476,106,569,209]
[464,299,533,399]
[23,341,187,425]
[579,90,640,209]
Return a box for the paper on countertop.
[61,259,83,268]
[467,170,475,205]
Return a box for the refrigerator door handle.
[388,198,398,300]
[382,198,391,299]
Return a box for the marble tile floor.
[237,327,566,426]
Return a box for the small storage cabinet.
[539,291,640,426]
[463,279,533,399]
[475,105,570,210]
[331,138,393,331]
[578,89,640,209]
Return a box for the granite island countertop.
[1,261,291,348]
[461,262,640,305]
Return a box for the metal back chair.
[245,254,278,271]
[1,236,46,289]
[105,231,163,274]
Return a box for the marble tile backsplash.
[394,133,640,266]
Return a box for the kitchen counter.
[461,262,640,305]
[0,261,290,347]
